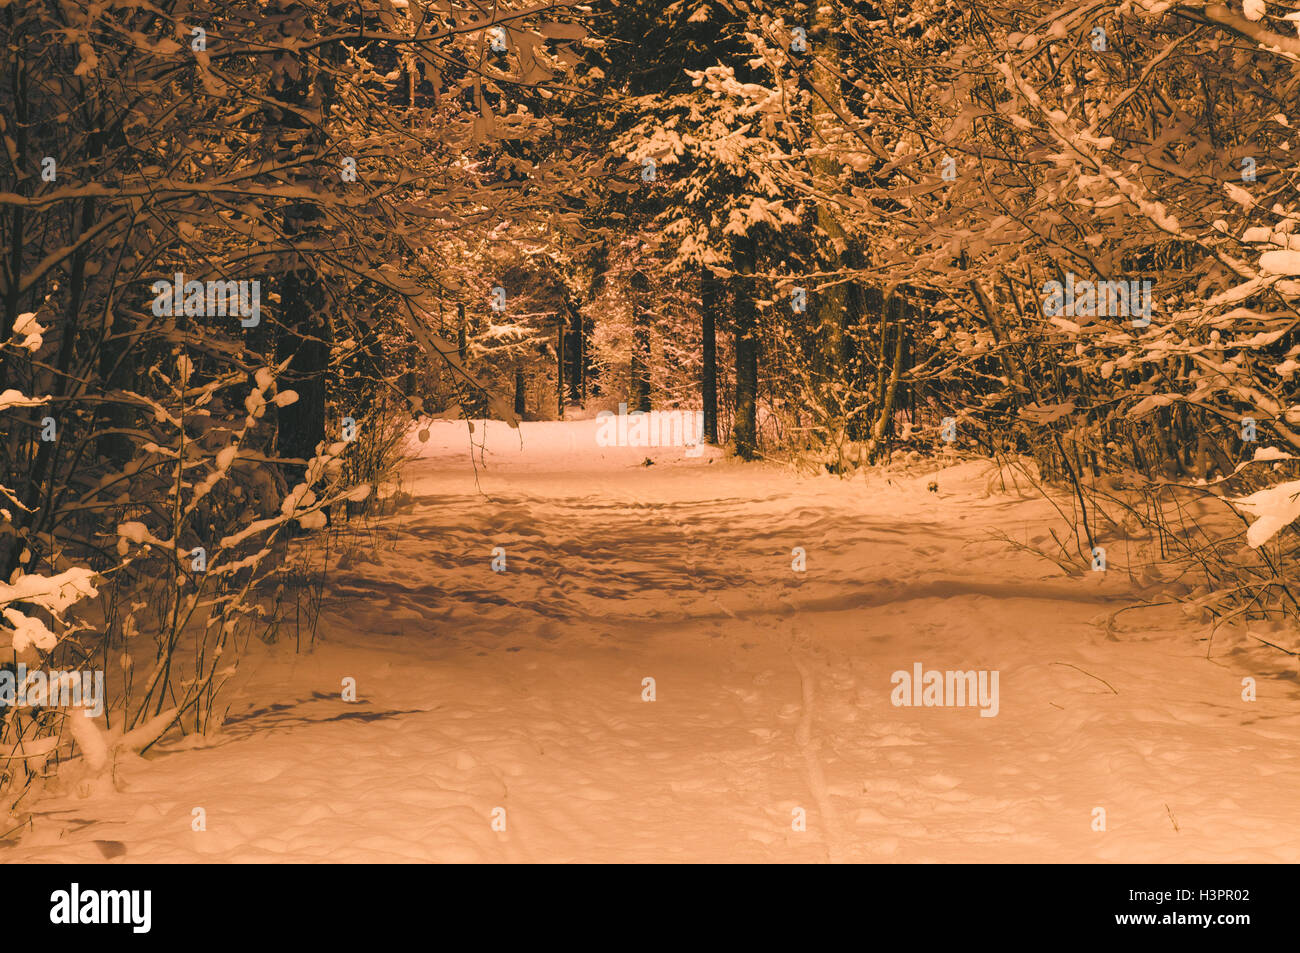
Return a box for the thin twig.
[1050,661,1118,694]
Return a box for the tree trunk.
[514,362,527,417]
[587,243,609,398]
[843,279,873,441]
[805,5,852,418]
[556,320,565,417]
[701,264,718,444]
[565,299,584,405]
[731,238,759,458]
[630,268,651,412]
[276,264,329,483]
[269,13,330,486]
[867,295,907,462]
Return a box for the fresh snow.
[4,419,1299,863]
[1258,249,1300,275]
[1230,479,1300,548]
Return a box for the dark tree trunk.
[514,363,527,417]
[580,308,591,402]
[452,300,485,417]
[632,317,651,412]
[269,13,331,486]
[457,302,467,361]
[733,326,758,458]
[276,264,329,484]
[843,280,871,441]
[565,299,584,405]
[630,267,652,412]
[701,264,718,444]
[587,243,609,398]
[556,321,565,417]
[731,238,759,458]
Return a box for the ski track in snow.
[5,418,1300,863]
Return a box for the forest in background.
[2,0,1299,819]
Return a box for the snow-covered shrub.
[0,388,104,826]
[334,399,411,519]
[634,1,1300,620]
[0,0,582,826]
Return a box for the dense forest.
[2,0,1299,834]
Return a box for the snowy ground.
[5,419,1299,863]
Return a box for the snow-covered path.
[6,420,1299,863]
